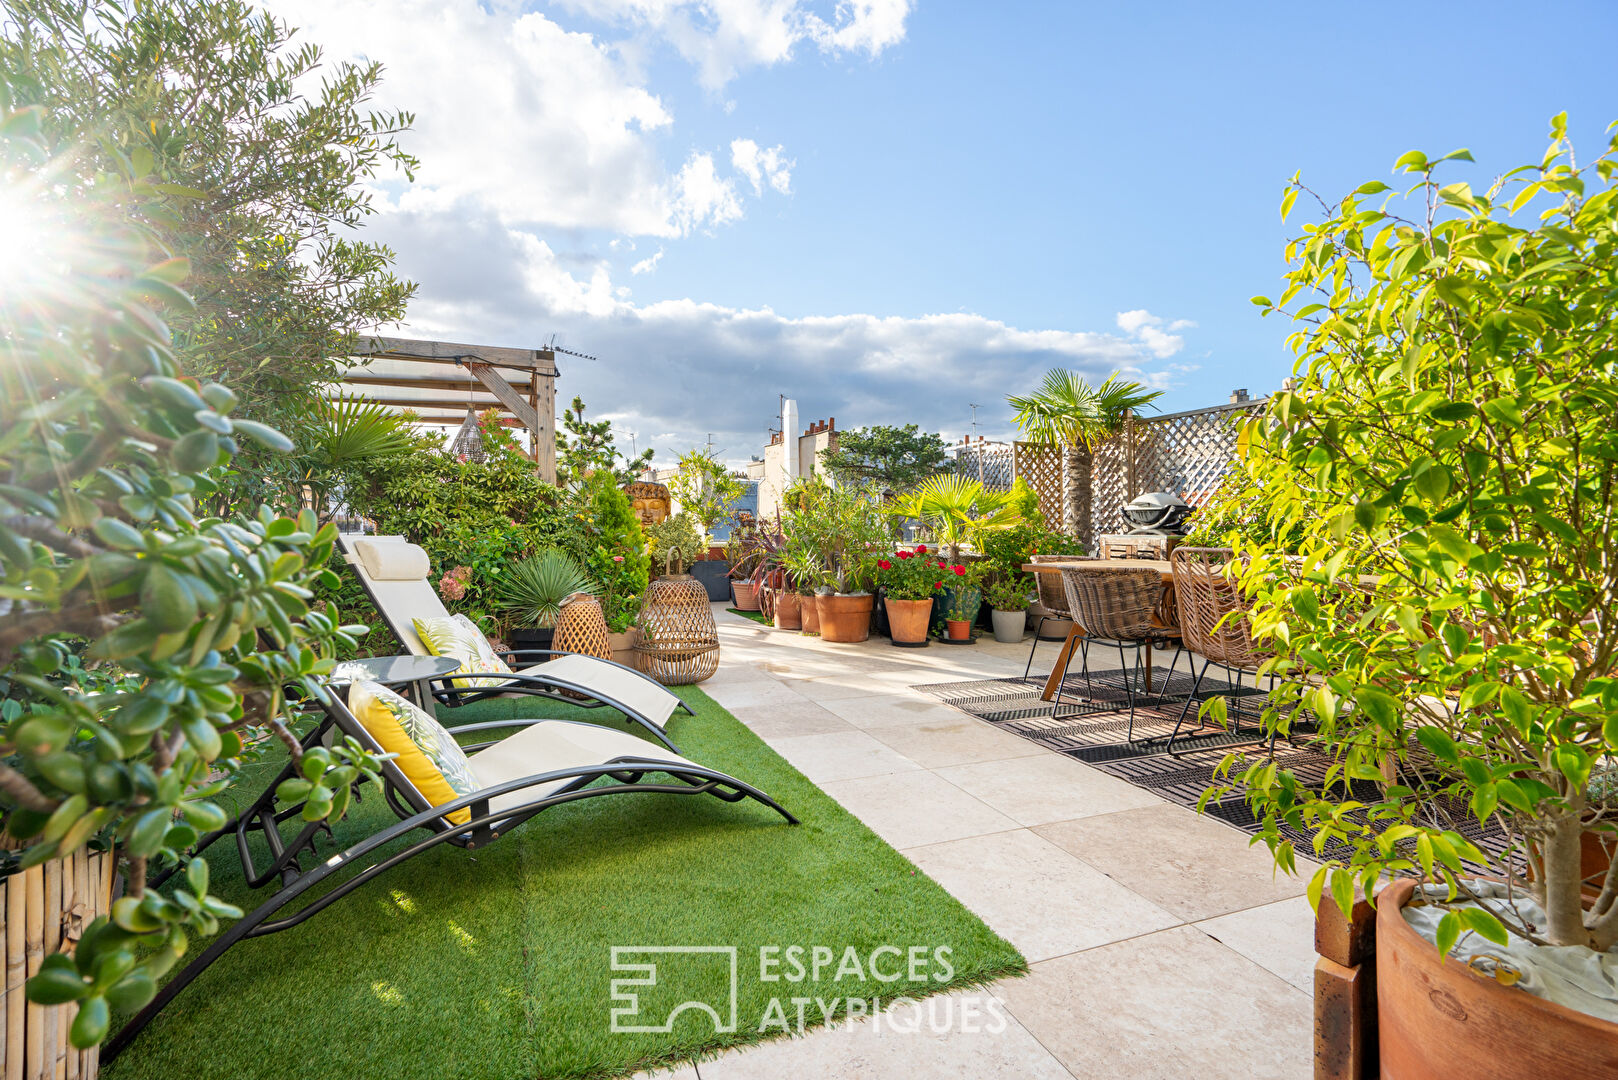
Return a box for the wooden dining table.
[1021,559,1177,702]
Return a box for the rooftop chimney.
[1230,389,1250,404]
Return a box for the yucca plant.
[497,548,595,628]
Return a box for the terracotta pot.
[946,619,972,641]
[1376,877,1618,1079]
[607,628,640,670]
[731,580,761,611]
[884,597,932,644]
[773,591,803,630]
[817,592,874,643]
[799,593,821,634]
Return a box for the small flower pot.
[817,592,874,643]
[608,628,640,670]
[773,591,803,630]
[731,580,761,611]
[945,619,972,641]
[884,597,933,646]
[991,609,1026,643]
[799,593,821,634]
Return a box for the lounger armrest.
[492,648,568,663]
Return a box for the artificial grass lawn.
[107,687,1025,1080]
[724,607,771,626]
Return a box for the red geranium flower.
[877,559,892,570]
[953,565,966,576]
[896,550,913,560]
[915,545,927,553]
[933,580,942,589]
[936,559,947,569]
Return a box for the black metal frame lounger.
[103,682,796,1061]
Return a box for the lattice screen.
[1008,400,1264,552]
[953,442,1016,490]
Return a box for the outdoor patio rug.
[107,687,1024,1080]
[919,668,1510,873]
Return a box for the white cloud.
[265,0,793,238]
[630,248,664,274]
[1115,309,1194,359]
[558,0,912,90]
[730,138,793,195]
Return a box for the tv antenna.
[544,334,598,363]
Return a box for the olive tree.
[0,97,383,1046]
[1223,115,1618,952]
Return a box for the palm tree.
[1007,371,1162,543]
[892,474,1021,561]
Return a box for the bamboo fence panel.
[0,850,115,1080]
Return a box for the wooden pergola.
[329,335,558,482]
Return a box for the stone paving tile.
[993,925,1312,1080]
[934,753,1163,827]
[905,830,1179,962]
[819,770,1019,850]
[1035,803,1309,922]
[1196,896,1319,994]
[864,714,1043,769]
[765,730,922,784]
[698,990,1073,1080]
[819,693,968,730]
[727,699,857,740]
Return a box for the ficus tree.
[1215,115,1618,953]
[667,446,747,543]
[820,424,950,494]
[0,96,384,1047]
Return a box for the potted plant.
[984,577,1030,643]
[779,542,824,636]
[940,562,983,641]
[645,513,704,578]
[497,548,596,651]
[785,480,889,643]
[668,448,748,601]
[874,549,945,647]
[1214,123,1618,1076]
[890,473,1021,561]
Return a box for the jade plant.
[1215,115,1618,953]
[0,100,384,1045]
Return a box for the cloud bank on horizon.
[266,0,1199,465]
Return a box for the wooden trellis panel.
[1011,442,1065,529]
[953,443,1015,490]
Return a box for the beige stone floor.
[640,605,1316,1080]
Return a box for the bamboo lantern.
[633,574,720,685]
[1,847,117,1080]
[552,594,612,661]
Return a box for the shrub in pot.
[940,563,983,641]
[874,550,946,646]
[984,577,1030,644]
[783,479,889,643]
[1212,120,1618,1075]
[497,548,595,651]
[646,513,704,578]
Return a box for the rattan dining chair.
[1052,566,1183,741]
[1165,546,1274,754]
[1023,553,1094,681]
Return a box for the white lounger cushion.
[354,539,431,581]
[468,721,700,814]
[515,654,679,725]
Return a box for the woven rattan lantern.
[633,574,719,685]
[552,594,612,661]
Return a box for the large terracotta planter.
[608,628,640,670]
[817,592,874,643]
[1376,877,1618,1079]
[773,591,803,630]
[731,580,761,611]
[884,597,932,645]
[799,593,821,634]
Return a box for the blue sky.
[274,0,1618,461]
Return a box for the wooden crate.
[1,848,117,1080]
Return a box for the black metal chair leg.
[1023,615,1050,681]
[1165,655,1214,757]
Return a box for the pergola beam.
[339,374,534,394]
[326,396,519,412]
[352,335,558,376]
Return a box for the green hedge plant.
[1221,116,1618,953]
[0,99,384,1046]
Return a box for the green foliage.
[891,474,1021,561]
[555,396,653,488]
[1228,117,1618,949]
[496,549,595,629]
[873,549,949,602]
[1180,469,1305,552]
[1007,477,1044,529]
[0,97,386,1046]
[984,577,1031,612]
[781,479,890,594]
[646,514,704,575]
[0,0,416,439]
[820,424,951,493]
[667,447,747,536]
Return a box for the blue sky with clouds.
[271,0,1617,462]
